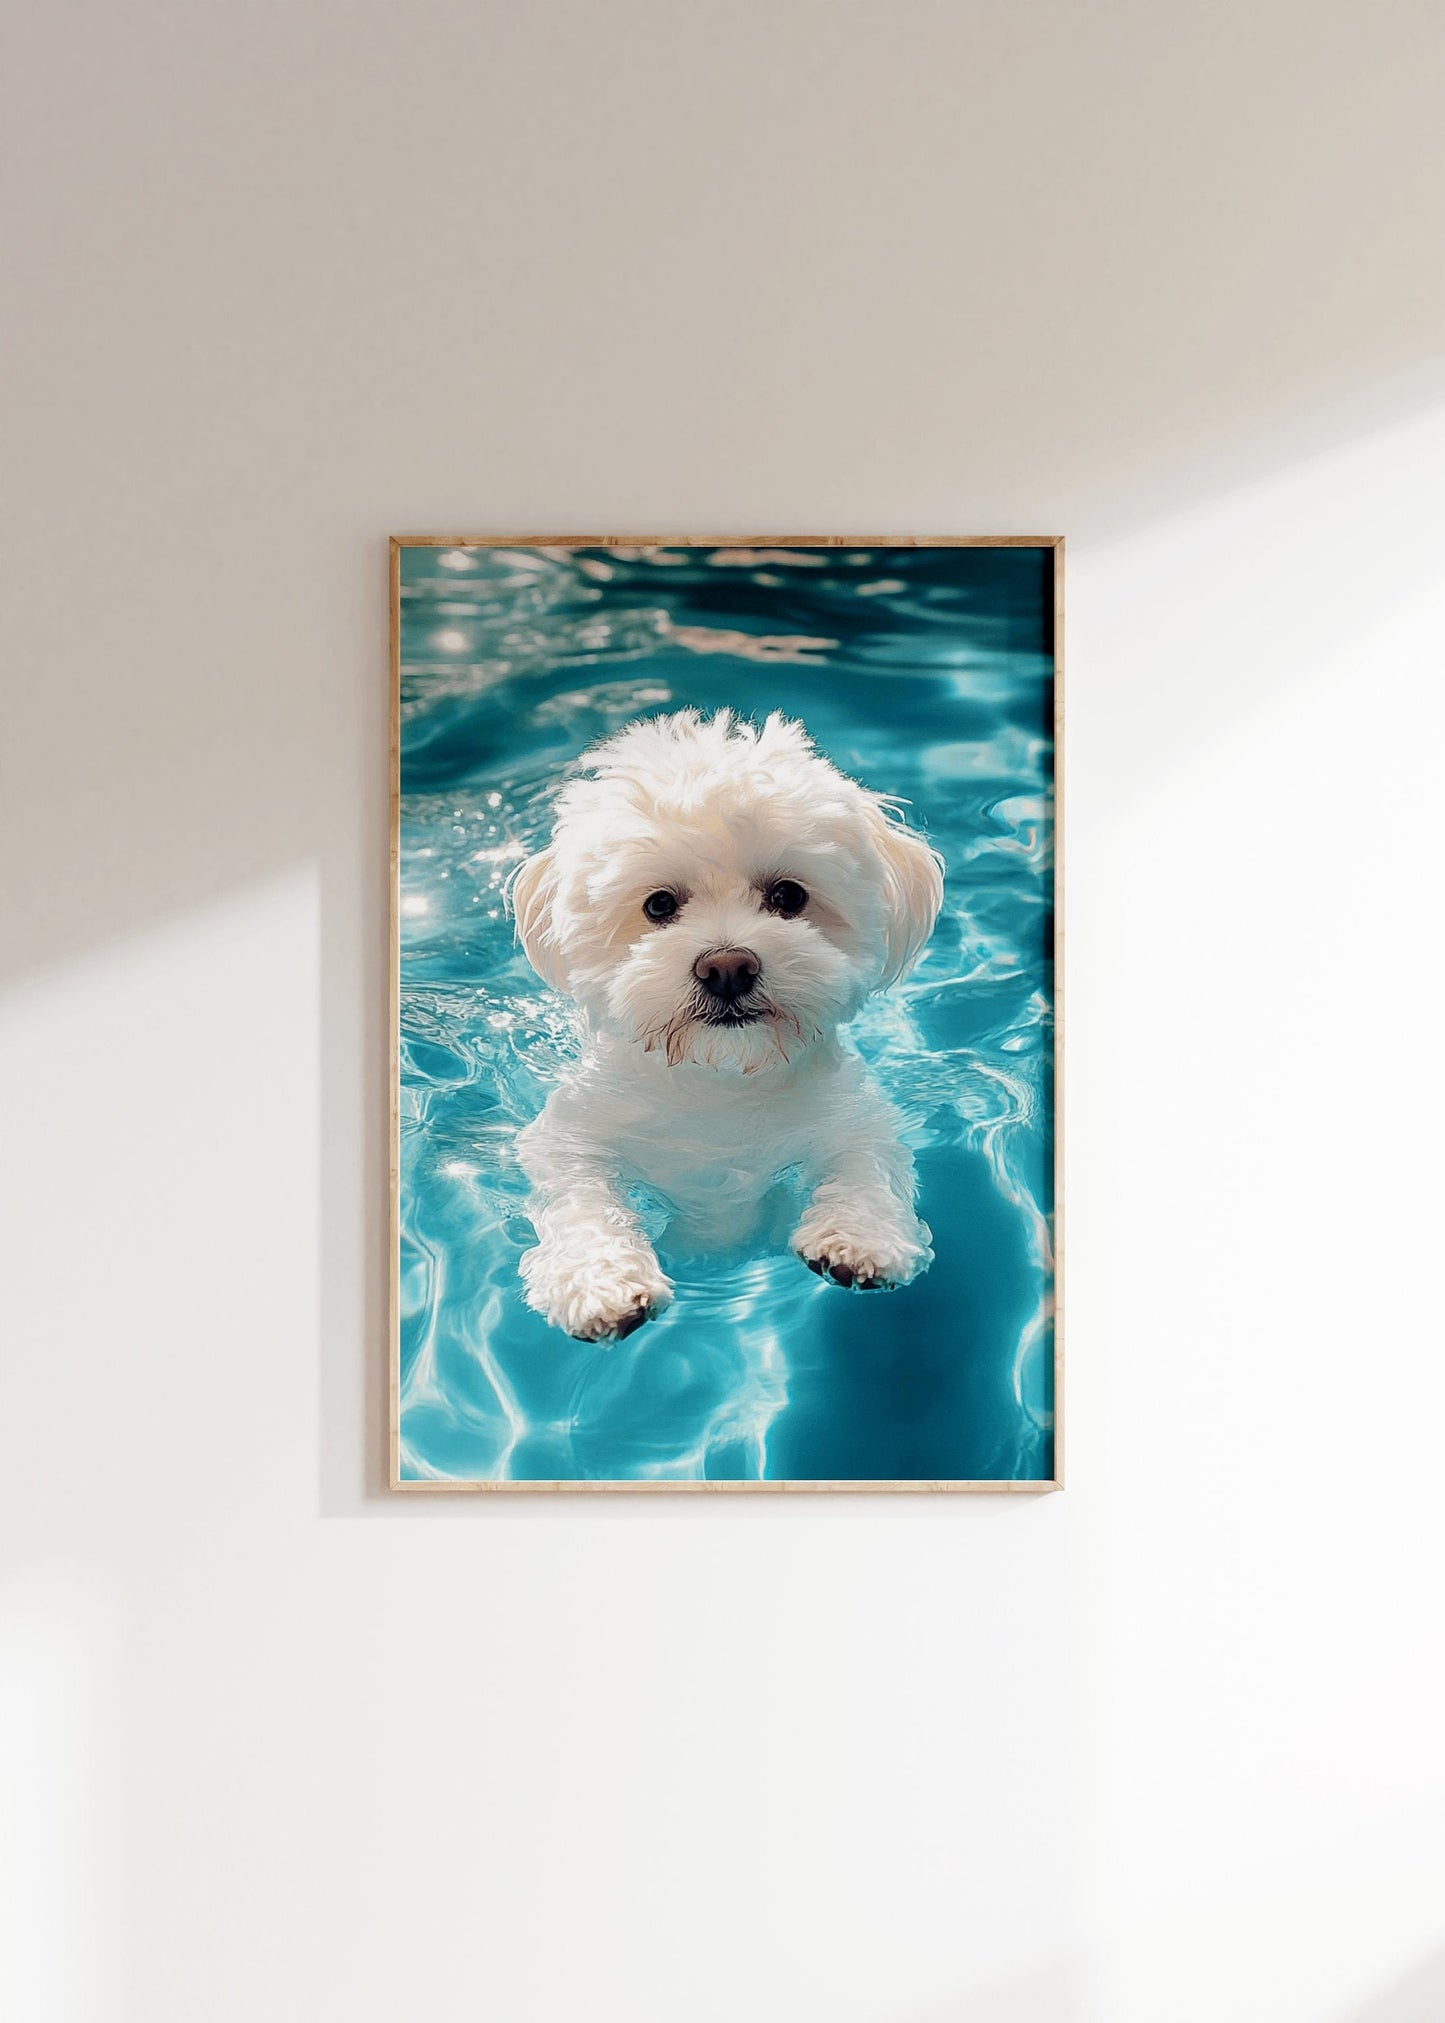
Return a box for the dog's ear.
[509,845,569,992]
[866,801,944,987]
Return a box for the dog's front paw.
[792,1216,932,1292]
[521,1243,673,1344]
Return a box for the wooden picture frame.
[389,537,1063,1493]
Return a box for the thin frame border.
[388,536,1064,1494]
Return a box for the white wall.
[3,3,1443,2018]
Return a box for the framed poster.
[390,538,1061,1490]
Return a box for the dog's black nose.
[694,947,761,1002]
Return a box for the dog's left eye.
[763,879,808,917]
[642,890,680,923]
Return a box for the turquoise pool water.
[397,544,1055,1482]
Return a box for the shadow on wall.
[1343,1950,1445,2023]
[5,2,1444,988]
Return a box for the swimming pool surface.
[396,543,1055,1483]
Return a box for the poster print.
[390,539,1060,1490]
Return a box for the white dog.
[510,709,944,1341]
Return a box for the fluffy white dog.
[510,709,944,1342]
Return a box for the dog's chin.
[641,1002,812,1073]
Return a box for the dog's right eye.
[642,890,679,923]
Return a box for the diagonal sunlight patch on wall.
[0,870,322,1526]
[1061,399,1445,2022]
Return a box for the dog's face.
[511,711,943,1071]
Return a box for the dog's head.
[511,710,943,1071]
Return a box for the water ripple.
[398,545,1055,1482]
